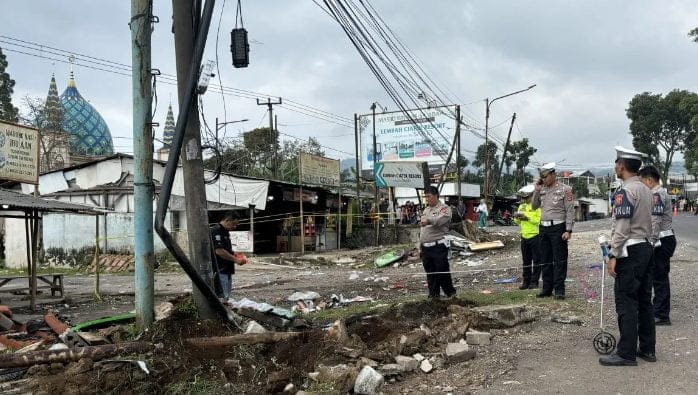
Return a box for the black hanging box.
[230,28,250,68]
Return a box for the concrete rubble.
[420,359,434,373]
[468,303,545,329]
[445,342,477,363]
[394,355,419,372]
[466,329,492,345]
[354,365,385,395]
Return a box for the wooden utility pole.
[172,0,216,319]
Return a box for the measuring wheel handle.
[593,331,616,355]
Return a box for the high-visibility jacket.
[514,202,541,240]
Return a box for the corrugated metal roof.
[0,188,99,215]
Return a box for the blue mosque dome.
[59,73,114,156]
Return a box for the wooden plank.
[468,240,505,251]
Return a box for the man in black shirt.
[210,211,247,300]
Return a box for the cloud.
[2,0,698,172]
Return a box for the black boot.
[519,282,530,290]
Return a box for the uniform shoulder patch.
[565,189,574,201]
[439,206,449,215]
[651,192,664,216]
[612,189,634,219]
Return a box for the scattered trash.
[287,291,321,302]
[154,302,174,322]
[375,249,405,268]
[480,289,492,294]
[469,241,505,251]
[71,313,136,332]
[588,264,602,269]
[551,314,584,326]
[494,277,518,284]
[349,272,360,280]
[101,359,150,375]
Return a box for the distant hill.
[340,158,355,171]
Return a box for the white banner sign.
[299,152,340,187]
[358,106,457,171]
[230,230,253,253]
[0,121,40,184]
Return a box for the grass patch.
[307,381,338,393]
[457,289,551,306]
[306,290,557,325]
[307,300,393,324]
[171,297,199,320]
[166,366,227,395]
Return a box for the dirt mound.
[14,296,533,393]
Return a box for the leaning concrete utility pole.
[172,0,216,319]
[131,0,155,329]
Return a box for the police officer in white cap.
[599,146,655,366]
[531,162,575,299]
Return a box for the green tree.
[685,135,698,180]
[23,95,69,172]
[686,29,698,179]
[572,177,589,198]
[0,47,19,123]
[277,137,325,183]
[242,127,279,177]
[626,90,698,184]
[472,141,499,195]
[507,138,537,187]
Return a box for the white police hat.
[517,184,535,195]
[538,162,555,175]
[614,146,646,161]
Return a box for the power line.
[1,35,353,127]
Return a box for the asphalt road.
[480,212,698,394]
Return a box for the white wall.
[587,198,609,215]
[3,211,173,269]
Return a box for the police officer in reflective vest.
[531,162,575,299]
[419,186,456,299]
[514,184,542,290]
[600,146,655,366]
[639,165,676,326]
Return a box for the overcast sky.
[1,1,697,173]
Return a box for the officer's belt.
[658,229,674,238]
[625,238,650,247]
[540,220,565,226]
[422,239,447,248]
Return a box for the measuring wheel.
[593,331,616,354]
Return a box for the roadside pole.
[172,0,216,319]
[299,155,304,254]
[455,105,462,204]
[131,0,155,328]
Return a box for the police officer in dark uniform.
[419,186,456,299]
[639,165,677,326]
[531,162,575,299]
[600,146,655,366]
